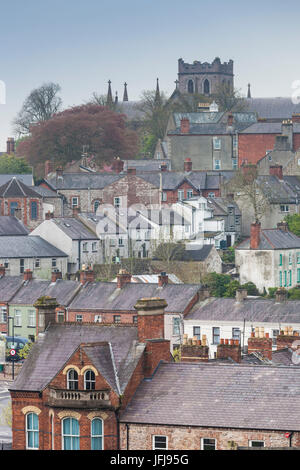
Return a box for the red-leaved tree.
[17,104,139,173]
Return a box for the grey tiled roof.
[123,159,171,173]
[11,323,141,392]
[240,122,300,134]
[0,178,41,198]
[0,216,29,236]
[182,245,214,261]
[69,282,199,313]
[0,275,24,302]
[237,228,300,250]
[50,218,98,240]
[45,173,121,190]
[10,279,81,306]
[120,362,300,430]
[0,236,68,258]
[0,174,33,186]
[33,186,60,198]
[186,297,300,323]
[246,97,300,119]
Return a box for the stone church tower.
[177,57,234,96]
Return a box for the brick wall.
[238,134,278,166]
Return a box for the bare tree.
[13,82,62,135]
[214,82,248,112]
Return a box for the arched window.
[62,417,80,450]
[67,369,78,390]
[91,418,103,450]
[93,200,101,213]
[26,412,39,449]
[31,201,38,220]
[203,79,210,95]
[84,370,96,390]
[187,79,194,94]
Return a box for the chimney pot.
[158,272,168,287]
[24,269,33,281]
[117,269,132,288]
[184,158,193,172]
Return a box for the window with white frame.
[280,205,289,212]
[178,190,184,201]
[0,306,7,323]
[71,197,79,208]
[213,137,221,150]
[92,242,97,252]
[28,309,35,327]
[214,159,221,170]
[94,315,102,323]
[232,328,241,343]
[212,327,220,344]
[187,189,193,199]
[35,258,40,268]
[14,310,21,327]
[52,258,57,268]
[76,314,83,322]
[26,412,39,450]
[173,317,181,336]
[201,438,216,450]
[272,329,279,346]
[84,370,96,390]
[82,242,88,252]
[161,192,167,202]
[249,440,264,448]
[67,369,78,390]
[152,435,168,450]
[193,326,201,341]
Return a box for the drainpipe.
[126,423,129,450]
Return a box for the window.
[92,242,97,252]
[76,315,83,322]
[187,80,194,94]
[31,201,38,220]
[71,197,79,208]
[10,201,19,216]
[28,309,35,327]
[91,418,103,450]
[118,238,124,247]
[289,269,292,287]
[82,242,88,252]
[213,137,221,150]
[297,253,300,264]
[212,327,220,345]
[173,317,180,336]
[0,306,7,323]
[57,312,65,323]
[214,159,221,170]
[4,259,9,268]
[279,254,283,266]
[94,315,102,323]
[35,258,40,268]
[272,329,279,346]
[193,326,201,341]
[249,440,264,448]
[26,413,39,449]
[14,310,21,327]
[67,369,78,390]
[161,192,167,202]
[279,271,282,287]
[133,316,138,324]
[201,438,216,450]
[114,315,121,324]
[84,370,96,390]
[178,190,184,201]
[289,253,292,265]
[297,268,300,283]
[203,79,210,95]
[208,192,215,198]
[93,200,101,213]
[152,436,168,450]
[232,328,241,343]
[280,205,289,212]
[232,158,238,169]
[20,258,25,274]
[114,197,120,208]
[62,417,80,450]
[284,270,287,287]
[52,259,57,268]
[187,190,193,199]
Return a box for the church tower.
[177,57,234,96]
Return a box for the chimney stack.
[6,137,15,154]
[248,328,272,360]
[276,327,300,350]
[277,221,289,232]
[134,297,170,377]
[269,165,283,180]
[184,158,193,172]
[80,267,95,285]
[281,119,293,149]
[181,334,209,362]
[217,338,241,363]
[158,272,168,287]
[0,265,5,277]
[112,157,124,174]
[127,167,136,175]
[34,296,59,335]
[24,269,33,281]
[250,222,261,249]
[227,113,234,127]
[235,288,247,303]
[160,162,168,172]
[45,211,54,220]
[275,288,288,303]
[56,167,63,179]
[51,269,62,283]
[180,118,190,134]
[117,269,131,289]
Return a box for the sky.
[1,0,300,151]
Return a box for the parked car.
[4,336,29,362]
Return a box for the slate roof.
[120,362,300,430]
[0,275,24,302]
[32,186,60,198]
[0,236,68,258]
[237,228,300,250]
[246,97,300,119]
[182,245,214,261]
[49,218,98,240]
[241,348,296,367]
[11,323,143,393]
[240,122,300,134]
[0,174,33,187]
[0,177,41,198]
[10,278,81,306]
[0,216,29,236]
[139,171,233,191]
[185,297,300,323]
[45,173,121,190]
[123,159,172,173]
[69,282,199,313]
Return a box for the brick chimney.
[277,221,288,232]
[184,158,193,172]
[34,296,59,335]
[80,267,95,285]
[269,165,283,180]
[112,157,124,174]
[51,269,62,282]
[217,339,241,363]
[292,114,300,123]
[227,113,234,127]
[275,288,288,303]
[117,269,131,288]
[181,334,209,362]
[276,327,300,350]
[158,272,168,287]
[45,211,54,220]
[235,288,247,303]
[160,162,168,172]
[134,297,170,377]
[24,269,33,281]
[6,137,15,154]
[248,328,272,360]
[0,265,5,277]
[127,167,136,175]
[180,118,190,134]
[250,222,261,249]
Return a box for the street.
[0,379,12,448]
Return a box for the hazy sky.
[1,0,300,150]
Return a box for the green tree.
[0,154,32,174]
[18,342,33,360]
[284,214,300,237]
[202,272,231,297]
[214,83,248,112]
